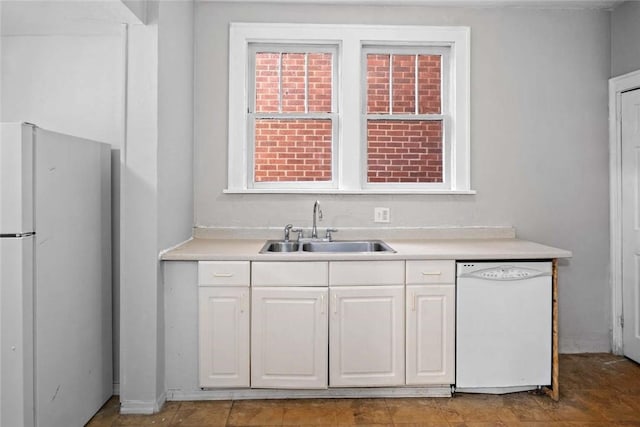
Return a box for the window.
[250,47,337,187]
[364,48,449,187]
[228,23,471,194]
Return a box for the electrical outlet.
[374,207,390,223]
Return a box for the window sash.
[362,46,450,116]
[361,46,451,189]
[247,44,339,188]
[248,115,339,189]
[362,116,451,189]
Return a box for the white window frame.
[227,22,473,194]
[248,44,339,190]
[362,46,451,190]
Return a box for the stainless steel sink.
[302,240,395,253]
[259,239,395,254]
[259,241,301,253]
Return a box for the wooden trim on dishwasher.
[543,258,559,401]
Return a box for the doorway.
[610,70,640,363]
[621,88,640,363]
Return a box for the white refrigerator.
[0,123,112,427]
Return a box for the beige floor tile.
[281,399,338,425]
[384,397,447,423]
[86,397,121,427]
[113,402,181,427]
[533,389,605,422]
[393,422,450,427]
[170,400,232,426]
[448,422,521,427]
[438,394,518,423]
[85,355,640,427]
[334,398,392,425]
[226,399,285,426]
[573,389,640,422]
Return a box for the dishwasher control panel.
[457,262,552,281]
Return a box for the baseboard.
[113,382,120,396]
[559,336,611,354]
[119,392,167,415]
[166,386,451,401]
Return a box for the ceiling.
[202,0,625,8]
[0,0,626,36]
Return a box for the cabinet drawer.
[198,261,250,286]
[330,261,405,286]
[406,260,455,284]
[252,262,328,286]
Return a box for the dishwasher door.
[455,262,552,393]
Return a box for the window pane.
[367,120,443,183]
[367,54,390,114]
[282,53,306,113]
[255,52,280,113]
[308,53,333,113]
[418,55,441,114]
[255,119,332,182]
[367,53,442,115]
[392,55,415,114]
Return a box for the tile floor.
[86,353,640,427]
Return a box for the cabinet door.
[199,287,250,388]
[251,287,328,389]
[406,285,455,385]
[329,286,404,387]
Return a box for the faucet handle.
[283,224,293,242]
[291,227,304,241]
[325,228,338,241]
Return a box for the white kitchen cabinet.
[329,261,405,387]
[405,260,455,385]
[405,284,455,385]
[329,285,405,387]
[198,286,250,388]
[251,287,328,389]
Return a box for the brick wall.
[367,54,441,114]
[366,54,443,183]
[367,120,443,183]
[254,119,332,182]
[254,52,333,182]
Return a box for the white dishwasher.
[456,261,552,394]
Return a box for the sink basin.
[260,241,301,253]
[302,240,395,253]
[259,239,395,254]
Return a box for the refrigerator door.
[0,235,35,427]
[0,123,34,235]
[33,127,112,427]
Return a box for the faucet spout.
[312,200,323,239]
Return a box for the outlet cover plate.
[374,207,390,223]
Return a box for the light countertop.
[161,237,572,261]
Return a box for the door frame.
[609,69,640,354]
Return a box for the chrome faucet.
[283,224,293,242]
[311,200,323,239]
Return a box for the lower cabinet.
[251,287,329,389]
[406,284,455,385]
[198,286,250,388]
[329,285,405,387]
[198,259,456,391]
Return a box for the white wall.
[194,3,611,353]
[0,34,123,145]
[0,17,125,390]
[119,6,161,411]
[119,0,194,413]
[611,1,640,77]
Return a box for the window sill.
[223,188,477,195]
